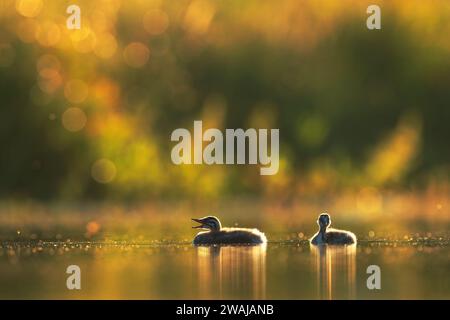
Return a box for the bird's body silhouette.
[310,213,356,245]
[192,216,267,245]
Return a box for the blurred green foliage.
[0,0,449,200]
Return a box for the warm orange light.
[143,10,170,35]
[16,0,43,18]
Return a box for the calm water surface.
[0,240,448,299]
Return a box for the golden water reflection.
[311,244,356,299]
[0,242,449,299]
[196,245,267,299]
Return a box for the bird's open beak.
[192,218,207,229]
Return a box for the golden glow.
[70,24,92,42]
[123,42,150,68]
[356,187,383,215]
[73,31,97,54]
[184,0,216,35]
[196,245,266,299]
[366,113,422,185]
[16,0,43,18]
[0,0,448,206]
[86,221,101,236]
[93,33,118,59]
[311,244,356,299]
[90,10,114,33]
[35,21,61,47]
[143,10,169,35]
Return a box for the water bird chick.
[310,213,356,245]
[192,216,267,245]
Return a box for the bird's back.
[325,228,357,245]
[193,227,267,245]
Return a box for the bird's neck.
[319,226,328,241]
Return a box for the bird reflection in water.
[195,245,267,299]
[311,244,356,299]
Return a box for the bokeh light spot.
[36,54,62,93]
[17,19,38,43]
[37,54,61,74]
[93,33,117,59]
[64,79,89,103]
[35,21,61,47]
[70,24,91,42]
[62,107,87,132]
[16,0,43,18]
[143,10,169,35]
[123,42,150,68]
[73,31,97,53]
[91,159,117,184]
[37,70,62,94]
[86,221,101,236]
[184,0,216,35]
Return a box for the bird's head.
[192,216,222,231]
[317,213,331,230]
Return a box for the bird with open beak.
[191,215,267,245]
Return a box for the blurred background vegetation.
[0,0,448,225]
[0,2,449,302]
